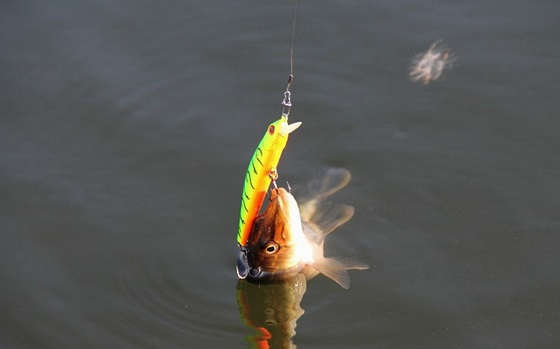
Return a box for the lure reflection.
[237,168,368,289]
[409,40,455,85]
[236,274,306,349]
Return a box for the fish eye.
[264,242,279,254]
[268,125,275,134]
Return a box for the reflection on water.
[237,274,307,349]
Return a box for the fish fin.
[334,257,369,270]
[317,168,351,199]
[299,199,317,223]
[300,168,352,226]
[301,168,351,203]
[313,257,351,289]
[301,204,354,245]
[309,204,355,237]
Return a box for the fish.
[237,115,302,247]
[236,168,368,289]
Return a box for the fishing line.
[281,0,299,118]
[288,0,298,78]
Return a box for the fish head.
[237,187,310,281]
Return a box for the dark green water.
[2,0,559,348]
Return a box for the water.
[1,0,559,348]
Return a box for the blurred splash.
[409,41,456,85]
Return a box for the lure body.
[237,115,301,246]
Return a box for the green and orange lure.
[236,115,301,246]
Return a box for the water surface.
[1,0,559,348]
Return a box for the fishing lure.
[236,115,301,246]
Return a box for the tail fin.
[300,168,351,205]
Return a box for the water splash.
[409,41,456,85]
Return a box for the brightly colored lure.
[237,115,301,246]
